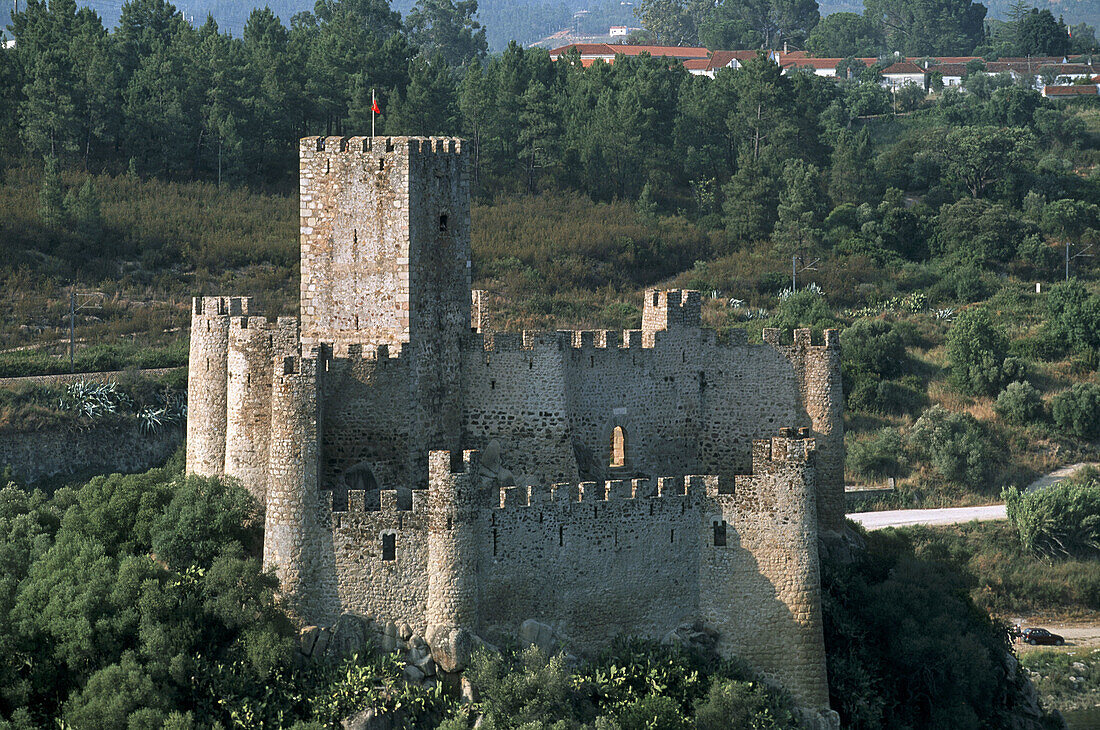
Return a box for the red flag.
[372,98,381,115]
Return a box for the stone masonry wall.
[300,438,828,709]
[700,436,829,709]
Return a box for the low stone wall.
[0,423,183,484]
[0,367,182,389]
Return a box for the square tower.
[298,136,471,350]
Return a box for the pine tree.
[772,158,826,258]
[39,156,66,228]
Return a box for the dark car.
[1021,628,1065,646]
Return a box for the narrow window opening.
[529,360,533,369]
[439,214,448,232]
[593,505,598,518]
[649,501,654,515]
[379,158,385,171]
[589,355,594,367]
[713,520,727,547]
[670,529,675,544]
[610,426,627,468]
[354,315,359,329]
[492,528,498,557]
[559,525,564,546]
[699,370,706,389]
[490,380,496,390]
[283,357,295,375]
[382,533,396,561]
[682,351,685,363]
[652,292,660,305]
[268,335,273,347]
[446,516,453,530]
[353,229,357,245]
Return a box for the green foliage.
[945,306,1022,396]
[939,126,1036,199]
[770,290,835,335]
[863,0,986,55]
[822,526,1047,729]
[1051,382,1100,439]
[1004,480,1100,558]
[994,381,1044,424]
[806,12,882,57]
[37,157,64,228]
[847,427,907,478]
[1044,279,1100,355]
[908,405,995,488]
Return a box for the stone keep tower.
[299,136,470,475]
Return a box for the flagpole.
[372,88,376,138]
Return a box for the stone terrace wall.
[0,423,182,484]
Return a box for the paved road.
[850,462,1098,530]
[850,504,1007,530]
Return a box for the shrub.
[1044,279,1100,356]
[847,428,906,479]
[770,289,835,335]
[1051,383,1100,439]
[1004,481,1100,558]
[694,678,797,730]
[994,381,1045,424]
[908,406,996,488]
[945,306,1020,396]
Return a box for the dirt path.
[1026,463,1100,492]
[1013,622,1100,653]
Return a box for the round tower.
[186,297,242,476]
[802,330,845,533]
[225,316,275,505]
[426,449,482,672]
[265,354,321,622]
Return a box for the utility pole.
[791,254,820,291]
[67,290,105,372]
[1064,241,1093,281]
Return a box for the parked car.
[1020,628,1065,646]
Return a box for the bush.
[770,289,835,335]
[1051,383,1100,439]
[847,428,906,479]
[945,306,1021,396]
[1044,279,1100,356]
[1004,480,1100,558]
[908,406,996,488]
[994,381,1044,424]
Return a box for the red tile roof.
[1043,84,1099,95]
[548,43,711,60]
[882,61,925,74]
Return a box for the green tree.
[38,155,65,228]
[945,306,1020,395]
[772,158,826,256]
[908,405,996,487]
[939,125,1035,198]
[722,154,780,242]
[405,0,488,67]
[829,129,880,205]
[994,381,1044,424]
[1015,8,1069,56]
[806,12,883,56]
[1045,280,1100,354]
[1051,383,1100,440]
[864,0,986,55]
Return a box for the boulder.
[404,663,426,683]
[326,614,369,661]
[518,619,554,651]
[343,707,399,730]
[398,622,413,641]
[429,626,475,673]
[382,620,398,652]
[300,625,322,657]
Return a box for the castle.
[185,136,844,713]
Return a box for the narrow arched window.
[610,426,627,468]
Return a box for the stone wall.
[0,423,182,484]
[300,438,829,709]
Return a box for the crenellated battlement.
[300,135,464,158]
[192,296,253,317]
[643,289,702,333]
[763,327,840,350]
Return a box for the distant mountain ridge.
[2,0,1096,49]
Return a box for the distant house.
[932,63,968,87]
[609,26,629,37]
[881,61,925,88]
[1042,84,1100,98]
[549,43,712,67]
